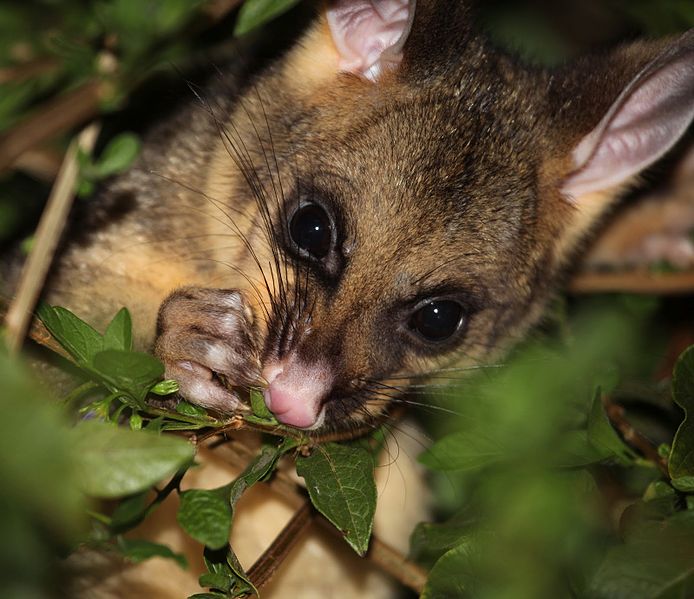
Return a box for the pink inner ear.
[562,42,694,199]
[326,0,415,81]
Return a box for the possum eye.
[409,300,464,343]
[289,203,333,259]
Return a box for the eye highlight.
[409,300,464,343]
[289,203,332,259]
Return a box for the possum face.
[208,1,694,432]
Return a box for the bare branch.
[4,123,100,353]
[569,270,694,295]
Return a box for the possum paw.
[154,287,261,412]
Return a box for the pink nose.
[263,359,333,429]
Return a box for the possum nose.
[262,359,332,429]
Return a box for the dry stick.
[0,81,103,174]
[247,500,315,590]
[4,124,100,353]
[569,270,694,295]
[605,401,670,477]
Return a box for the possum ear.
[561,30,694,199]
[326,0,416,81]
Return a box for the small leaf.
[92,350,164,403]
[587,389,637,465]
[421,536,478,599]
[296,443,377,555]
[228,444,284,508]
[71,421,193,498]
[129,413,143,430]
[418,430,504,472]
[226,546,255,597]
[669,346,694,491]
[198,572,233,593]
[177,488,232,550]
[103,307,133,352]
[588,510,694,599]
[176,400,207,417]
[234,0,300,36]
[110,491,150,531]
[93,133,141,178]
[249,387,275,422]
[151,379,180,396]
[116,537,187,569]
[410,511,476,567]
[553,429,610,468]
[36,303,103,365]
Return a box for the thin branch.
[4,123,100,353]
[311,516,428,594]
[247,500,315,590]
[0,57,59,85]
[569,270,694,295]
[605,401,670,476]
[0,81,103,174]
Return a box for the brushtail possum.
[19,0,694,596]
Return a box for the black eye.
[409,300,464,343]
[289,204,332,259]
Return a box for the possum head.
[206,0,694,432]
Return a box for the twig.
[313,516,428,594]
[202,0,244,22]
[0,81,103,174]
[0,57,59,84]
[569,270,694,295]
[4,123,100,353]
[604,401,669,476]
[366,533,428,594]
[247,500,315,590]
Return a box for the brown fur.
[37,3,690,434]
[10,2,690,596]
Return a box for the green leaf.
[249,387,276,422]
[587,389,638,465]
[92,350,164,403]
[110,491,150,531]
[669,345,694,491]
[296,443,377,556]
[71,421,193,498]
[553,429,610,468]
[103,307,133,352]
[117,537,187,569]
[93,133,141,178]
[418,430,504,472]
[198,572,233,593]
[176,400,207,417]
[177,488,232,550]
[151,379,180,396]
[228,444,285,508]
[421,536,478,599]
[234,0,301,36]
[189,594,227,599]
[202,546,255,598]
[410,511,476,567]
[589,511,694,599]
[36,303,103,365]
[227,546,256,597]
